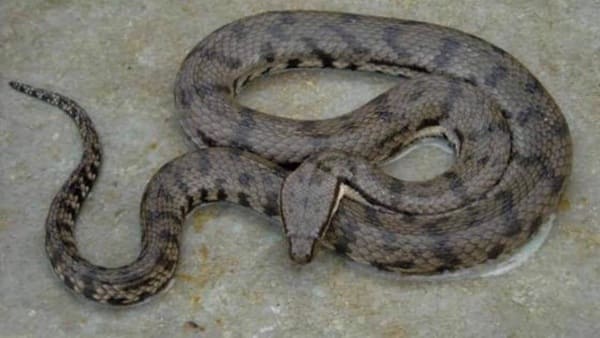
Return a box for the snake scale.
[10,11,571,305]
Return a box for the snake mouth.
[287,235,317,264]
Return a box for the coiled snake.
[10,11,572,305]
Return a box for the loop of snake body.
[10,11,571,305]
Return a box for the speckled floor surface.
[1,1,598,337]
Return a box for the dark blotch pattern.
[53,218,73,235]
[477,155,490,166]
[238,172,253,186]
[237,192,251,207]
[550,174,566,194]
[197,153,213,172]
[434,239,462,268]
[185,195,194,212]
[299,37,335,67]
[194,129,217,147]
[376,110,394,123]
[489,43,508,56]
[524,76,542,94]
[286,58,301,68]
[486,244,505,259]
[345,63,358,70]
[386,260,415,269]
[260,42,275,63]
[416,118,440,130]
[443,172,464,191]
[390,180,404,194]
[333,233,352,255]
[228,21,247,40]
[494,190,524,237]
[364,206,382,226]
[298,120,319,133]
[148,210,182,224]
[516,105,542,125]
[263,193,280,217]
[216,189,228,200]
[500,108,512,119]
[528,216,544,237]
[408,88,425,103]
[423,219,443,235]
[313,48,335,67]
[381,231,402,251]
[278,12,297,25]
[368,58,399,67]
[484,65,508,87]
[370,261,393,272]
[503,220,523,237]
[382,25,411,58]
[159,228,177,241]
[199,188,209,202]
[321,23,369,55]
[238,108,257,129]
[495,190,515,213]
[432,37,461,68]
[553,122,570,137]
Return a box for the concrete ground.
[1,1,598,337]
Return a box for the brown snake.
[10,11,572,305]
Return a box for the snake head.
[280,154,342,264]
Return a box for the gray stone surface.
[1,1,598,337]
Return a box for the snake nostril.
[288,236,316,265]
[291,253,312,265]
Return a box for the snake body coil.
[11,11,571,305]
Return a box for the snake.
[9,11,572,305]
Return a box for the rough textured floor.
[1,1,598,337]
